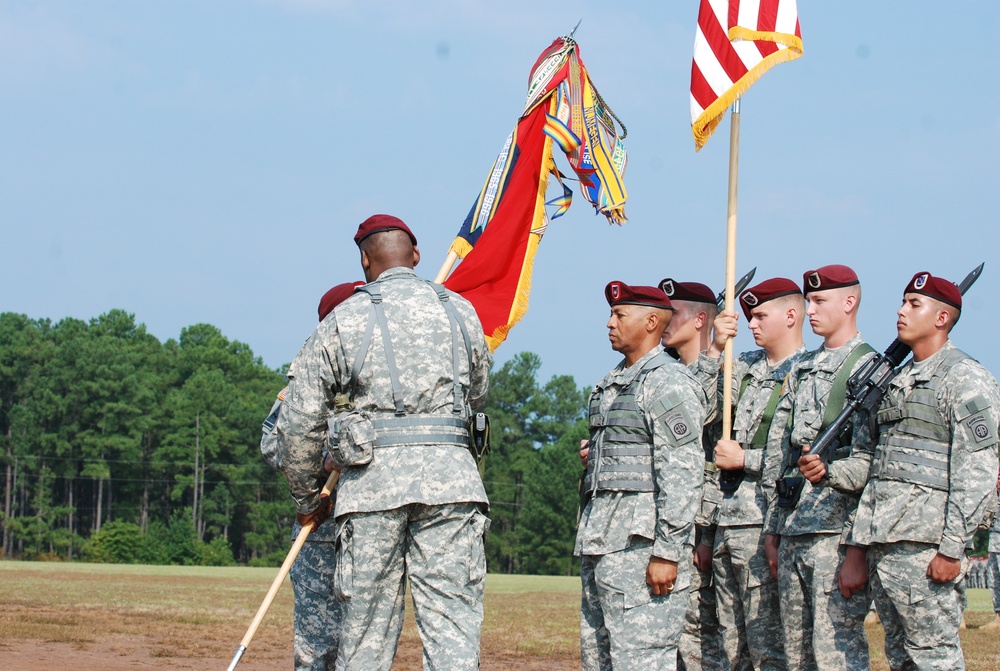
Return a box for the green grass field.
[0,561,998,670]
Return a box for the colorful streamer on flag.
[444,36,629,351]
[691,0,802,150]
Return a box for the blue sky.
[3,1,999,389]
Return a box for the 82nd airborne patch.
[666,412,692,442]
[966,412,996,445]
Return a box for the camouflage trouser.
[990,552,1000,612]
[777,533,869,671]
[333,502,490,671]
[289,539,342,671]
[581,537,689,671]
[678,549,726,671]
[714,525,787,671]
[870,542,966,671]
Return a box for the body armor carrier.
[873,348,969,491]
[581,352,672,497]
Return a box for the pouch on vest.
[327,411,376,467]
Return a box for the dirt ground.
[3,563,1000,670]
[0,630,576,671]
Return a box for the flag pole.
[721,98,740,441]
[435,250,459,284]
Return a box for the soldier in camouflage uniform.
[700,278,805,671]
[259,281,363,671]
[829,271,1000,670]
[274,215,492,671]
[658,278,726,671]
[986,507,1000,630]
[577,281,708,671]
[765,265,874,671]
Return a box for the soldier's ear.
[412,245,421,268]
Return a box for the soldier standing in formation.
[658,278,726,671]
[766,265,875,671]
[577,281,708,670]
[986,500,1000,631]
[274,214,492,671]
[703,278,806,671]
[260,280,362,671]
[801,271,1000,670]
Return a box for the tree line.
[0,311,588,574]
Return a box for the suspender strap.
[433,284,472,414]
[822,343,876,429]
[353,279,473,417]
[350,307,378,394]
[735,370,787,447]
[750,375,787,447]
[362,285,406,415]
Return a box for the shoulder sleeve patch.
[959,394,997,446]
[664,411,694,443]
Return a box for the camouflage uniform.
[576,346,708,671]
[990,516,1000,614]
[703,347,804,671]
[261,390,342,671]
[850,340,1000,671]
[679,353,726,671]
[275,267,492,671]
[766,334,876,671]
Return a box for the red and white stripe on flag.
[690,0,802,150]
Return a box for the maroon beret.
[904,271,962,309]
[605,281,673,310]
[353,214,418,247]
[318,281,365,321]
[659,278,716,305]
[802,264,859,294]
[739,278,802,320]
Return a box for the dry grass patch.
[2,561,998,671]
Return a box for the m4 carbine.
[774,263,984,509]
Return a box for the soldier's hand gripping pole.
[775,262,984,509]
[225,468,340,671]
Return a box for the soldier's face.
[748,305,779,347]
[608,305,646,355]
[896,293,943,344]
[660,302,698,349]
[805,288,846,338]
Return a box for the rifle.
[715,267,757,312]
[775,263,984,509]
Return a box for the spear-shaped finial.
[566,19,582,41]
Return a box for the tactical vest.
[873,348,969,491]
[348,279,473,451]
[582,352,672,495]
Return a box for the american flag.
[690,0,802,150]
